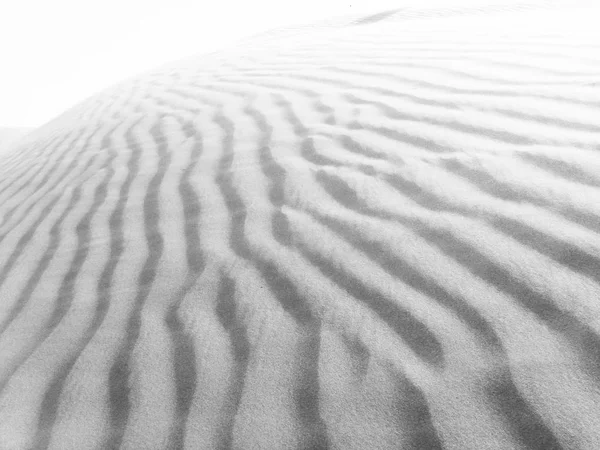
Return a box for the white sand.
[1,1,600,449]
[0,127,31,157]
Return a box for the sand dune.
[1,1,600,449]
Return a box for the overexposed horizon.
[1,0,406,128]
[0,0,589,128]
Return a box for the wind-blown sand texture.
[1,1,600,449]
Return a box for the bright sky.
[0,0,588,128]
[0,0,408,128]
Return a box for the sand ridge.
[1,2,600,449]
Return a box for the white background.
[0,0,579,128]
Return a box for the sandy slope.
[0,1,600,449]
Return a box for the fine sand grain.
[1,1,600,449]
